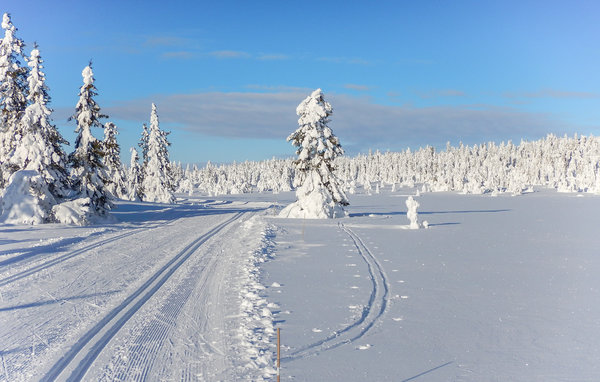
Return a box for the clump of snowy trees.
[176,133,600,198]
[0,14,176,225]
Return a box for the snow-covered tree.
[103,121,127,199]
[280,88,348,218]
[405,196,424,229]
[68,63,112,219]
[127,146,143,201]
[141,103,175,203]
[8,44,69,200]
[0,13,28,188]
[139,122,149,168]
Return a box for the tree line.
[0,13,175,224]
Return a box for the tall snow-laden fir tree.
[142,103,175,203]
[9,44,69,198]
[68,62,112,219]
[127,146,143,201]
[102,121,127,199]
[139,122,149,168]
[279,88,348,219]
[0,13,28,188]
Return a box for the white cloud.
[209,50,251,59]
[161,51,195,59]
[344,84,371,91]
[416,89,466,99]
[257,53,290,60]
[504,89,600,99]
[102,91,577,155]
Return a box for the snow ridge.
[234,217,278,381]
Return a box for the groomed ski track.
[42,211,245,381]
[35,209,241,381]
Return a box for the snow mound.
[52,197,92,225]
[0,170,56,225]
[235,217,278,380]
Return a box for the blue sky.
[4,0,600,164]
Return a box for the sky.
[3,0,600,164]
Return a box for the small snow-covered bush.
[52,197,93,225]
[405,196,421,229]
[0,170,56,224]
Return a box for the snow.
[1,187,600,381]
[81,65,93,87]
[0,170,55,225]
[405,195,421,229]
[1,13,10,30]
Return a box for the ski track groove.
[0,218,180,288]
[282,222,390,362]
[41,212,244,382]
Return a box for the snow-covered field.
[1,188,600,381]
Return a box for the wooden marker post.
[277,328,281,382]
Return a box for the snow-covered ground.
[1,188,600,381]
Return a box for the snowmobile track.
[282,222,390,362]
[0,218,180,288]
[41,212,244,382]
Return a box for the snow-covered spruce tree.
[141,103,175,203]
[102,121,127,199]
[9,44,69,196]
[0,13,28,188]
[1,44,70,224]
[127,146,143,201]
[67,63,112,221]
[139,122,149,167]
[279,88,348,218]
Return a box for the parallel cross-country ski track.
[282,222,390,362]
[41,212,244,382]
[0,217,182,288]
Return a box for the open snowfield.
[1,187,600,381]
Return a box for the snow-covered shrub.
[0,170,56,224]
[52,197,92,225]
[405,196,421,229]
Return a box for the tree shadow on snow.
[349,209,510,218]
[0,290,119,312]
[0,235,92,266]
[402,361,454,381]
[110,200,268,225]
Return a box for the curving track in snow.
[282,222,390,362]
[41,212,244,381]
